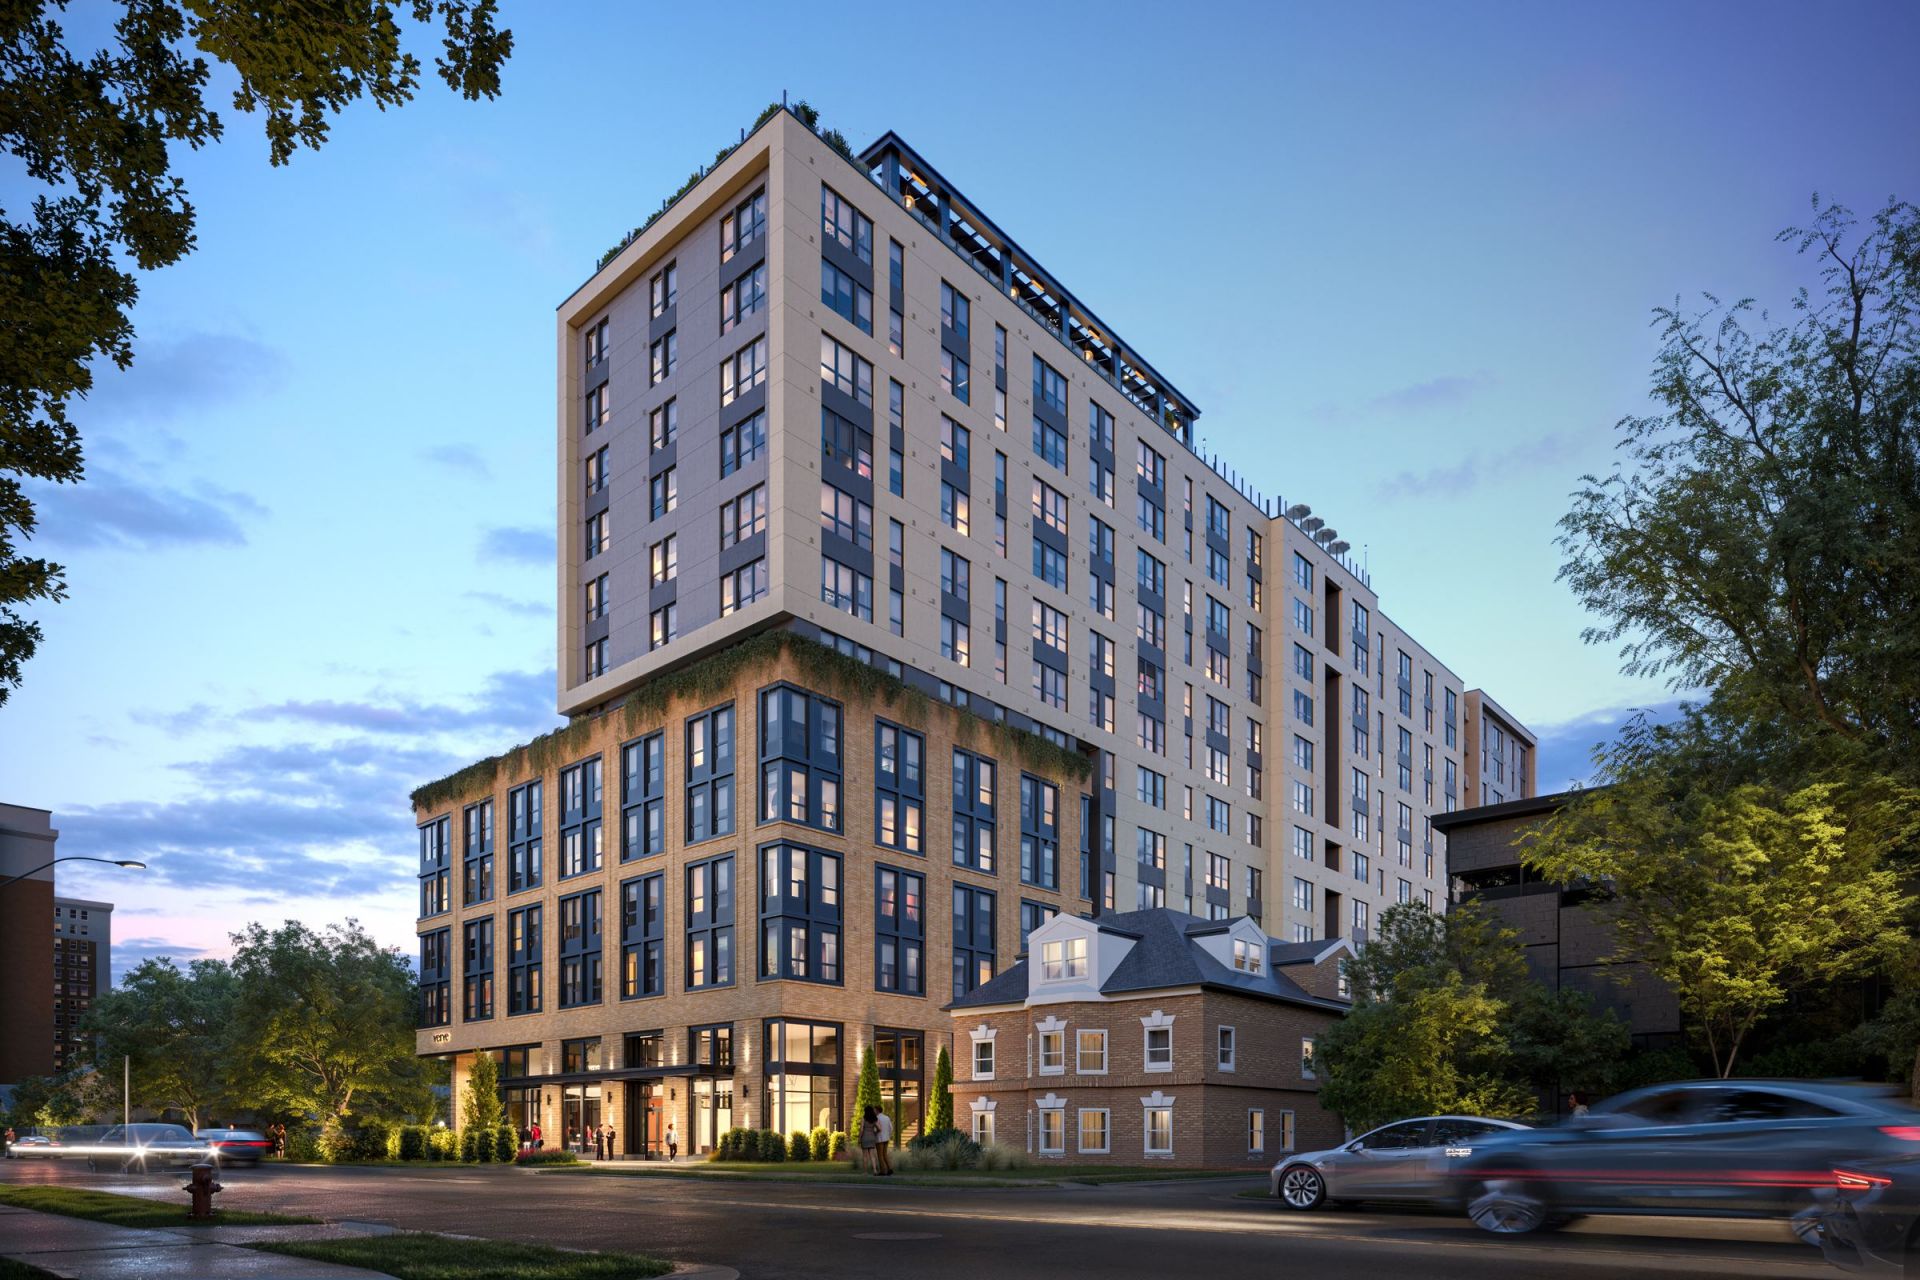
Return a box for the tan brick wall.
[951,988,1344,1168]
[415,641,1087,1149]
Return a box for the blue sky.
[6,0,1916,977]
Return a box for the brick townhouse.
[949,908,1351,1168]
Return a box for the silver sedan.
[1273,1116,1532,1210]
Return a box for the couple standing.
[857,1105,893,1175]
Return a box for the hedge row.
[713,1126,847,1162]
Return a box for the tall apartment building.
[0,804,58,1086]
[53,897,113,1071]
[415,106,1537,1151]
[554,107,1534,948]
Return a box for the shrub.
[788,1130,810,1162]
[459,1126,480,1162]
[759,1129,785,1163]
[283,1127,322,1163]
[810,1126,831,1162]
[930,1048,954,1134]
[385,1127,404,1161]
[829,1130,849,1160]
[895,1129,982,1171]
[397,1124,427,1162]
[494,1125,517,1163]
[978,1143,1031,1171]
[737,1129,760,1161]
[514,1148,580,1166]
[427,1127,458,1161]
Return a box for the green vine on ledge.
[410,631,1091,814]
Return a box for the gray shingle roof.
[946,909,1349,1013]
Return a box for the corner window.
[1038,1106,1065,1154]
[1038,1028,1065,1074]
[1144,1026,1173,1072]
[1301,1037,1317,1079]
[1144,1105,1173,1156]
[1218,1026,1236,1072]
[971,1036,994,1080]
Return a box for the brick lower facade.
[414,635,1091,1155]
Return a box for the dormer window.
[1041,936,1088,981]
[1232,938,1262,974]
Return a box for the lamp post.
[0,856,146,891]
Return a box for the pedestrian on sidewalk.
[530,1121,543,1151]
[606,1122,617,1160]
[875,1107,894,1176]
[4,1126,15,1158]
[858,1106,879,1175]
[665,1122,678,1161]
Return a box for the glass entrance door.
[692,1077,733,1154]
[561,1085,601,1155]
[875,1030,925,1140]
[625,1085,663,1158]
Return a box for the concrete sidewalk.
[0,1204,395,1280]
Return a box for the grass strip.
[254,1233,673,1280]
[547,1160,1254,1187]
[0,1185,316,1228]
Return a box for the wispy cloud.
[82,332,288,424]
[237,668,556,737]
[1370,428,1589,501]
[1311,372,1496,425]
[420,444,491,478]
[1529,697,1689,792]
[32,469,269,550]
[464,590,551,620]
[478,525,554,565]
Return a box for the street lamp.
[0,856,147,891]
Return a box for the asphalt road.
[0,1158,1844,1279]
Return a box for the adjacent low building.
[947,908,1351,1167]
[1435,790,1681,1047]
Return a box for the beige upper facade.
[548,108,1534,947]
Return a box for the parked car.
[1272,1115,1532,1209]
[1798,1153,1920,1275]
[86,1123,208,1173]
[1452,1079,1920,1235]
[197,1128,273,1165]
[7,1134,62,1159]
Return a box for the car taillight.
[1879,1126,1920,1141]
[1835,1169,1893,1196]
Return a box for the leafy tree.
[1557,197,1920,767]
[225,919,431,1143]
[0,1,513,704]
[929,1046,954,1134]
[80,956,236,1130]
[1526,748,1913,1076]
[461,1051,502,1136]
[1317,902,1625,1131]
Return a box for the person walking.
[530,1120,543,1151]
[4,1126,15,1158]
[858,1105,879,1175]
[665,1122,678,1161]
[875,1107,894,1176]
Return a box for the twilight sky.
[5,0,1916,980]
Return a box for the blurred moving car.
[1801,1154,1920,1275]
[87,1123,207,1173]
[1453,1079,1920,1235]
[7,1134,62,1158]
[1272,1116,1532,1209]
[197,1128,273,1165]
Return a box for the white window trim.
[1141,1009,1175,1073]
[1077,1107,1111,1155]
[1218,1025,1236,1073]
[1140,1090,1174,1157]
[969,1023,997,1082]
[1036,1092,1067,1155]
[1248,1107,1265,1155]
[1076,1028,1109,1076]
[1277,1108,1296,1153]
[1038,1029,1066,1076]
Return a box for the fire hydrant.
[183,1163,222,1219]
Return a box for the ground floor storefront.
[446,1016,949,1159]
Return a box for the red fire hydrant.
[184,1163,222,1219]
